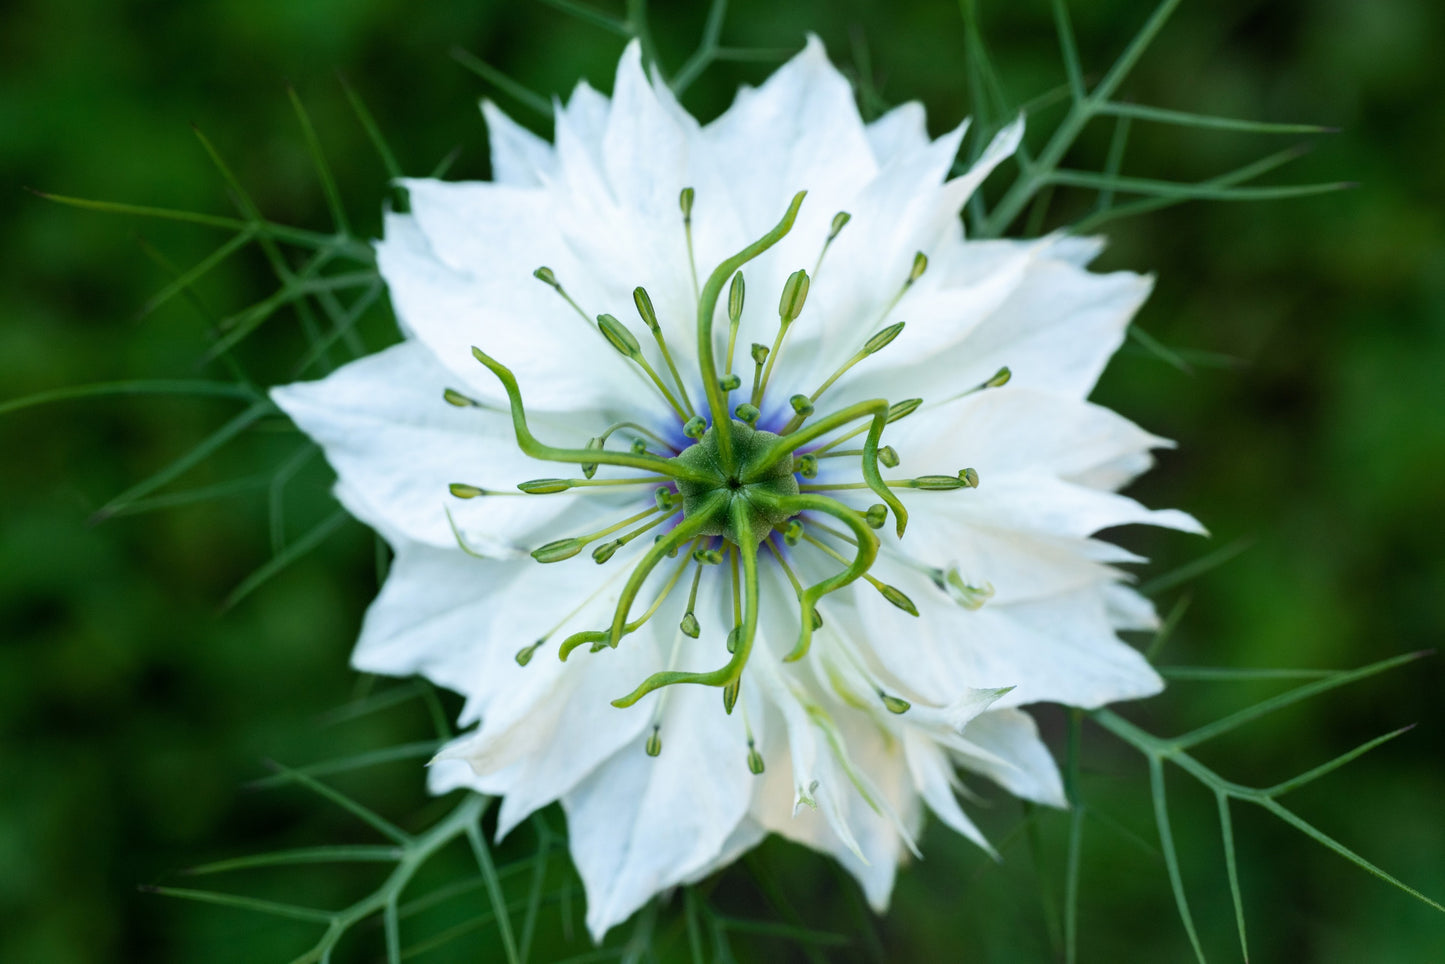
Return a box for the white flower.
[272,37,1201,940]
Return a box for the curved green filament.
[763,493,879,663]
[744,399,909,538]
[558,542,696,660]
[612,496,761,709]
[471,346,713,484]
[604,492,728,652]
[695,192,807,475]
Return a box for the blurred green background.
[2,0,1442,960]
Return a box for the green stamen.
[632,286,697,417]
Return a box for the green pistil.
[695,191,807,474]
[670,421,800,546]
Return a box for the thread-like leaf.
[1139,538,1254,597]
[186,845,403,876]
[451,47,554,118]
[1149,757,1207,964]
[222,507,351,611]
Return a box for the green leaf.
[339,74,404,181]
[261,760,413,845]
[1139,538,1254,597]
[145,885,333,924]
[222,507,350,611]
[136,229,255,321]
[93,401,272,521]
[451,47,554,118]
[1216,792,1249,962]
[1098,101,1336,134]
[1172,651,1427,750]
[288,85,352,236]
[1158,666,1336,682]
[186,845,403,875]
[248,741,443,789]
[0,379,256,417]
[534,0,630,36]
[1264,725,1415,797]
[1049,167,1354,202]
[465,816,522,964]
[1148,757,1207,964]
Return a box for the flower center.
[672,421,801,545]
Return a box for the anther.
[449,483,485,499]
[726,626,741,654]
[592,541,621,564]
[878,446,899,468]
[864,322,906,355]
[879,583,919,616]
[722,677,741,715]
[796,453,818,478]
[984,366,1012,389]
[443,388,482,407]
[750,343,770,366]
[519,478,571,494]
[515,640,545,666]
[680,611,701,638]
[693,547,724,565]
[597,313,642,359]
[813,211,852,277]
[879,691,912,715]
[654,487,677,511]
[888,398,922,423]
[679,187,695,222]
[747,741,766,775]
[778,269,810,323]
[632,287,660,332]
[581,436,602,479]
[683,415,707,439]
[645,725,663,757]
[718,373,742,392]
[907,251,928,285]
[532,538,584,564]
[725,271,746,374]
[911,475,969,490]
[632,286,697,417]
[782,519,804,546]
[789,394,813,417]
[959,467,980,488]
[937,569,995,610]
[864,504,888,529]
[532,266,559,289]
[735,403,760,425]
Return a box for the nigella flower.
[273,38,1201,939]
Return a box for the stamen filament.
[612,495,761,710]
[471,346,716,484]
[596,420,674,451]
[753,269,809,408]
[812,211,851,279]
[724,272,745,377]
[518,475,671,493]
[559,541,695,659]
[604,492,729,652]
[695,192,807,475]
[532,504,664,564]
[680,188,700,305]
[779,322,906,435]
[812,397,921,456]
[633,287,697,418]
[801,531,919,616]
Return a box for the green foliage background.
[1,0,1442,960]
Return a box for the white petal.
[481,99,555,186]
[903,730,994,856]
[270,341,621,552]
[865,102,930,165]
[564,679,754,941]
[855,574,1164,710]
[956,709,1067,807]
